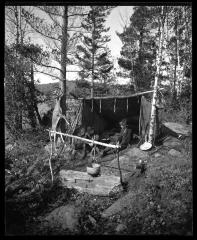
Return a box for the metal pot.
[87,163,101,177]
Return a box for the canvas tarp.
[81,95,154,137]
[139,96,152,138]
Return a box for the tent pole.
[79,88,164,100]
[47,130,120,149]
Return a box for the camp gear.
[87,163,101,177]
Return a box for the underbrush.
[119,138,192,235]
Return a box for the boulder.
[162,122,192,137]
[168,149,182,157]
[102,192,135,218]
[43,205,80,233]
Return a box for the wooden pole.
[48,130,120,149]
[80,88,164,100]
[116,150,123,185]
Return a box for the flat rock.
[163,137,182,148]
[168,149,182,157]
[125,147,149,159]
[100,147,148,178]
[163,122,192,137]
[60,170,121,196]
[102,192,135,218]
[43,205,80,232]
[105,147,148,169]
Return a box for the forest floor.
[5,126,192,236]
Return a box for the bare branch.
[68,13,89,17]
[25,18,61,42]
[118,8,130,30]
[34,69,62,81]
[36,6,63,17]
[47,11,63,30]
[38,62,62,73]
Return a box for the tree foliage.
[117,5,192,121]
[76,6,114,95]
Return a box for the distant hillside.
[36,81,76,96]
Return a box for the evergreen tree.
[117,6,157,91]
[76,6,113,97]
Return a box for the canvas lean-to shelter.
[70,90,163,141]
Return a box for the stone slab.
[60,170,121,196]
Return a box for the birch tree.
[148,6,166,145]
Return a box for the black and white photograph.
[5,3,192,236]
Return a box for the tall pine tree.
[76,6,113,97]
[117,6,158,91]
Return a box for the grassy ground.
[5,126,192,235]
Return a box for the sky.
[106,6,134,58]
[32,6,134,84]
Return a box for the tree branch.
[47,11,63,30]
[36,61,63,73]
[34,69,62,81]
[68,13,89,17]
[25,18,61,42]
[36,6,63,17]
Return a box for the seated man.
[71,127,87,160]
[100,118,132,157]
[89,134,101,162]
[71,126,96,160]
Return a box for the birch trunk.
[58,6,68,133]
[148,7,165,144]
